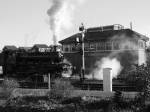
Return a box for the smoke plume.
[47,0,85,45]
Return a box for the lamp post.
[79,23,86,81]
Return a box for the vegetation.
[0,78,80,112]
[0,78,19,99]
[47,78,74,102]
[125,63,150,97]
[1,70,150,111]
[124,62,150,111]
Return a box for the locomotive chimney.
[103,68,112,92]
[130,22,133,30]
[53,45,57,52]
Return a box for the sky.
[0,0,150,50]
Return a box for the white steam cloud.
[87,34,145,80]
[62,58,72,78]
[90,57,122,80]
[47,0,85,45]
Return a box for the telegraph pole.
[79,23,86,81]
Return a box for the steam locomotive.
[0,44,69,88]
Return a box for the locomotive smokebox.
[103,68,112,92]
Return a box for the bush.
[48,79,74,102]
[1,78,19,98]
[125,63,150,99]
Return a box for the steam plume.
[47,0,85,45]
[89,34,145,80]
[92,57,122,80]
[62,59,72,77]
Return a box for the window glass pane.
[62,45,65,51]
[71,44,76,51]
[106,42,112,50]
[141,41,145,48]
[84,43,89,51]
[138,41,144,49]
[63,45,70,52]
[65,47,69,52]
[97,42,105,50]
[113,41,119,50]
[89,42,96,51]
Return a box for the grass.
[11,88,138,100]
[12,89,50,97]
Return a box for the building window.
[70,44,76,52]
[63,45,70,52]
[106,42,112,50]
[84,43,90,51]
[97,42,105,51]
[89,42,96,51]
[65,47,69,52]
[138,40,145,49]
[72,46,76,51]
[113,41,120,50]
[124,45,129,50]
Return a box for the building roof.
[32,44,48,48]
[18,47,32,52]
[59,26,149,44]
[59,33,82,44]
[3,45,18,51]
